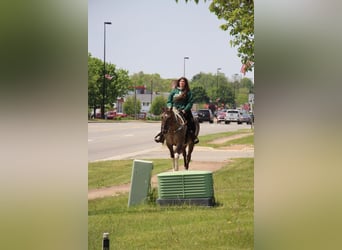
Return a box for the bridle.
[162,108,186,134]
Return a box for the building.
[114,85,168,114]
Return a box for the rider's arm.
[167,89,176,108]
[183,91,194,112]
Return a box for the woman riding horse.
[155,77,199,144]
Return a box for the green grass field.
[88,158,254,249]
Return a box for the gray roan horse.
[160,107,200,171]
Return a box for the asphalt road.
[88,121,254,162]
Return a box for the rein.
[163,108,186,134]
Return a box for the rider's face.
[179,79,185,89]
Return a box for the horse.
[160,107,200,171]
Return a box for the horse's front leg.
[166,144,177,171]
[174,152,179,171]
[173,144,184,172]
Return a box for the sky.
[88,0,254,81]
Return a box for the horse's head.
[161,108,174,134]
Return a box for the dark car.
[191,111,198,119]
[238,113,252,125]
[197,109,214,123]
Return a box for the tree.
[217,84,234,108]
[88,53,131,116]
[88,53,104,117]
[123,96,141,117]
[192,86,210,104]
[150,96,167,115]
[175,0,254,72]
[130,72,173,93]
[241,77,254,93]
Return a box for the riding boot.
[188,130,199,144]
[191,131,199,144]
[193,135,199,144]
[154,132,165,143]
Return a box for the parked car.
[238,113,252,125]
[225,109,241,124]
[105,111,116,119]
[197,109,214,123]
[216,111,227,123]
[191,111,198,119]
[90,110,101,119]
[116,112,127,118]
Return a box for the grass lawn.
[88,158,254,249]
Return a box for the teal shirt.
[167,88,194,112]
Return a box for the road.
[88,121,254,162]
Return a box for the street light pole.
[183,56,189,77]
[216,67,221,90]
[101,21,112,119]
[216,67,221,102]
[150,80,153,112]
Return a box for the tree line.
[88,53,254,117]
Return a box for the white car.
[225,109,241,124]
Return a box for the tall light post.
[216,67,221,90]
[216,67,221,102]
[150,80,153,111]
[101,21,112,119]
[183,56,189,77]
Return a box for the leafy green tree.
[88,53,131,117]
[150,96,167,115]
[217,84,234,108]
[236,87,249,107]
[123,96,141,117]
[130,72,173,93]
[105,64,131,107]
[176,0,254,72]
[88,53,104,117]
[192,86,210,104]
[241,77,254,93]
[191,72,216,100]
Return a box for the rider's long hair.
[175,77,190,101]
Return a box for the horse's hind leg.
[182,147,188,170]
[185,143,194,170]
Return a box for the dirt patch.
[88,160,230,200]
[210,132,253,144]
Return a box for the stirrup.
[193,137,199,144]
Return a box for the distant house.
[114,85,168,113]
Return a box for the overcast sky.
[88,0,254,81]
